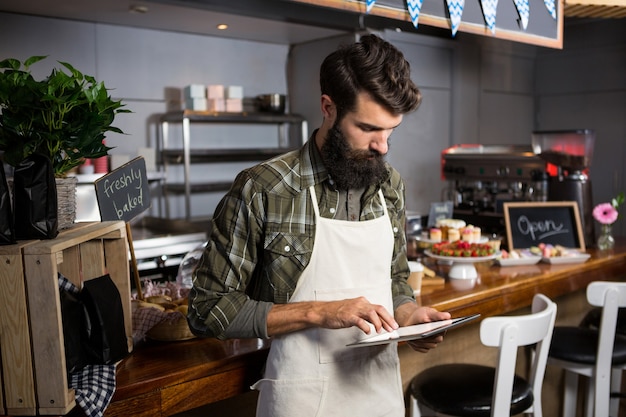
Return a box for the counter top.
[418,239,626,317]
[75,240,626,417]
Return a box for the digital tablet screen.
[346,314,481,347]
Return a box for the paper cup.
[407,261,424,295]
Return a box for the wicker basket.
[55,176,77,230]
[145,310,196,341]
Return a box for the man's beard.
[320,124,388,190]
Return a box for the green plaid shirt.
[188,136,415,339]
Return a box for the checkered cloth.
[58,274,117,417]
[69,365,116,417]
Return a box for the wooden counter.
[417,239,626,316]
[73,240,626,417]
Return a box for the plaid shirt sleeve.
[188,141,416,340]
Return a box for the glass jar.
[596,223,615,251]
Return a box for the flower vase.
[597,223,615,250]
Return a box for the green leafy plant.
[0,55,130,176]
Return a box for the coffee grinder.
[531,130,595,247]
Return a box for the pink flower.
[593,203,618,225]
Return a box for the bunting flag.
[407,0,425,27]
[367,0,376,13]
[446,0,465,36]
[513,0,530,30]
[481,0,499,33]
[544,0,557,18]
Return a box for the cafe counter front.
[32,239,626,417]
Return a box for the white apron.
[252,187,404,417]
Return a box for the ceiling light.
[129,5,149,14]
[216,24,229,30]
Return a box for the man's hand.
[395,302,451,353]
[267,297,398,337]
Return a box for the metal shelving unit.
[158,110,308,220]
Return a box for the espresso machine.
[531,130,595,247]
[440,144,548,239]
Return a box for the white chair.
[548,281,626,417]
[409,293,557,417]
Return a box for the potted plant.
[0,55,130,230]
[0,55,129,177]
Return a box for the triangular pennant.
[367,0,376,13]
[446,0,465,37]
[544,0,557,19]
[481,0,499,34]
[513,0,530,30]
[406,0,424,28]
[407,0,425,27]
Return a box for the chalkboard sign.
[503,202,585,251]
[95,157,151,222]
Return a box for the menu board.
[503,202,585,251]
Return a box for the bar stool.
[409,293,557,417]
[548,281,626,417]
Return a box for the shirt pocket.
[264,232,312,303]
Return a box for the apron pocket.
[252,377,328,417]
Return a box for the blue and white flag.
[367,0,376,13]
[408,0,425,27]
[446,0,465,36]
[481,0,499,33]
[544,0,557,19]
[513,0,530,30]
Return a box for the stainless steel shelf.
[158,111,308,220]
[161,147,293,163]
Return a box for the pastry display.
[435,218,466,240]
[430,240,496,257]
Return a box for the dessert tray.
[541,253,591,264]
[424,250,499,279]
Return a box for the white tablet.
[346,314,481,347]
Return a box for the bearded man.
[188,34,450,417]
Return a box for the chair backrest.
[479,293,557,417]
[586,281,626,417]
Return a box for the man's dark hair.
[319,33,422,120]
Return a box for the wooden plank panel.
[24,222,125,256]
[0,245,37,415]
[79,239,106,281]
[58,245,81,287]
[103,236,133,353]
[23,252,75,414]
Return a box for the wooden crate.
[0,221,132,416]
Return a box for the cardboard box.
[207,98,226,112]
[183,84,206,99]
[185,98,208,111]
[225,98,243,113]
[207,84,225,99]
[225,85,243,99]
